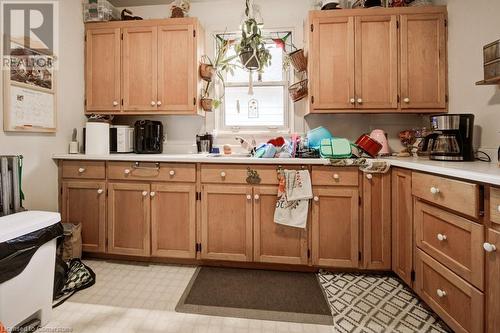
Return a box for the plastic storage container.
[83,0,119,22]
[0,211,62,331]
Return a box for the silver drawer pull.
[436,289,447,298]
[437,233,447,242]
[484,243,497,253]
[133,162,160,171]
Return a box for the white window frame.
[214,29,295,137]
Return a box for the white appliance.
[110,125,134,153]
[85,122,110,155]
[0,211,61,331]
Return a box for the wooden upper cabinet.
[85,28,121,111]
[122,26,158,111]
[107,183,151,257]
[151,183,196,259]
[61,181,106,253]
[355,15,398,109]
[158,24,196,113]
[253,186,308,265]
[392,168,413,286]
[363,172,392,270]
[311,16,355,110]
[201,184,253,262]
[311,187,359,268]
[400,13,447,109]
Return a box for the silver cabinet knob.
[437,233,447,242]
[151,101,156,106]
[113,101,119,106]
[124,169,131,175]
[150,192,156,197]
[169,170,176,176]
[254,194,260,201]
[78,167,86,173]
[484,242,497,253]
[436,289,447,298]
[313,196,319,202]
[246,194,252,200]
[97,189,104,194]
[357,98,363,104]
[403,97,410,103]
[366,173,373,180]
[142,191,149,197]
[157,101,162,106]
[430,187,440,195]
[350,98,355,104]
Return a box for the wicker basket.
[171,6,184,18]
[288,79,308,102]
[289,49,307,73]
[199,63,215,82]
[200,98,213,112]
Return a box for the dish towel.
[274,170,313,229]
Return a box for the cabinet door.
[311,17,355,111]
[253,186,308,265]
[157,24,196,113]
[400,13,447,109]
[85,28,121,111]
[392,168,413,285]
[151,183,196,259]
[201,184,253,262]
[355,15,398,110]
[107,183,151,257]
[61,181,106,253]
[312,187,359,268]
[363,173,392,270]
[122,26,158,111]
[486,228,500,333]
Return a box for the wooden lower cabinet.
[392,168,413,285]
[362,172,392,270]
[151,183,196,259]
[311,187,359,268]
[107,182,151,257]
[415,249,484,333]
[61,181,106,253]
[200,184,253,262]
[486,228,500,333]
[253,186,308,265]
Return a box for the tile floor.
[45,260,334,333]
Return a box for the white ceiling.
[109,0,211,7]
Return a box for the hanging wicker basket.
[200,98,213,112]
[199,63,215,82]
[288,79,308,102]
[289,49,307,73]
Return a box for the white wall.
[0,0,85,210]
[435,0,500,159]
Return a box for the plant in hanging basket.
[235,0,271,72]
[273,34,307,73]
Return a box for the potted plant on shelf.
[235,0,271,72]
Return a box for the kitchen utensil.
[307,126,333,150]
[319,138,353,159]
[355,134,383,157]
[134,120,164,154]
[369,129,390,156]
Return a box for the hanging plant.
[272,34,307,73]
[235,0,271,73]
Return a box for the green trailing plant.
[235,0,271,73]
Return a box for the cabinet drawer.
[415,201,484,289]
[412,172,479,218]
[201,165,291,185]
[491,187,500,225]
[62,161,106,179]
[415,250,484,333]
[312,166,358,186]
[108,162,195,182]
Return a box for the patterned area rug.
[318,271,453,333]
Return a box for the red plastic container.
[355,134,383,157]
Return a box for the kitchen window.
[215,31,293,135]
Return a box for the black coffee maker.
[134,120,164,154]
[422,114,475,161]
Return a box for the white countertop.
[52,153,500,185]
